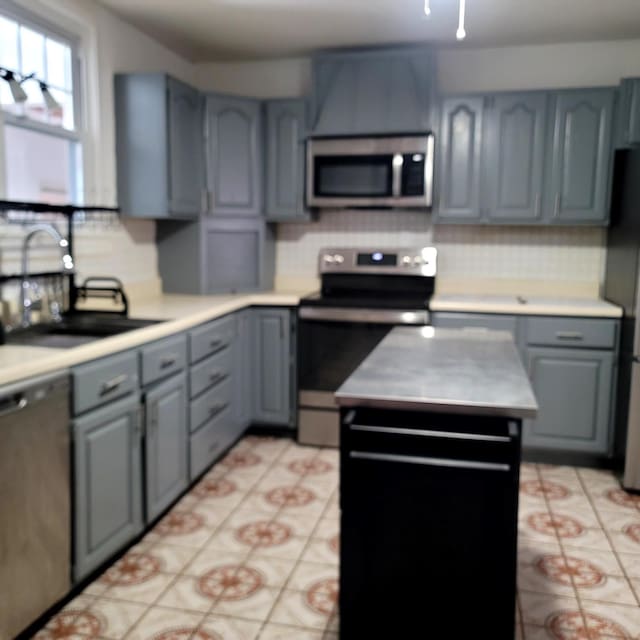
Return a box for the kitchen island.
[335,327,538,639]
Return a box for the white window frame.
[0,0,84,204]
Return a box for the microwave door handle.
[392,154,404,198]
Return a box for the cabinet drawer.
[189,405,234,479]
[190,376,232,432]
[189,315,236,364]
[432,312,518,335]
[526,317,617,349]
[190,345,233,399]
[140,334,187,386]
[73,351,139,415]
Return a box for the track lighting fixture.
[0,68,27,103]
[0,66,61,111]
[422,0,468,41]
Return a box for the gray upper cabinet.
[311,48,433,136]
[205,95,263,217]
[546,89,615,224]
[523,347,614,454]
[484,93,547,223]
[115,74,202,219]
[73,394,143,581]
[616,78,640,148]
[265,99,309,222]
[251,308,293,426]
[436,96,484,221]
[144,372,189,522]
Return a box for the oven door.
[297,307,428,447]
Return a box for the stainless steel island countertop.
[335,326,538,418]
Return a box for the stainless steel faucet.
[21,224,74,327]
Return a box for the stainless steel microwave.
[306,134,435,209]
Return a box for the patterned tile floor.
[33,436,640,640]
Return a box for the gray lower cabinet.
[205,95,263,217]
[547,89,614,224]
[251,308,294,426]
[265,99,309,222]
[115,73,202,219]
[73,394,143,581]
[233,309,253,431]
[436,96,484,222]
[523,347,614,453]
[144,372,189,522]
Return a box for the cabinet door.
[73,394,143,581]
[251,308,292,426]
[232,309,253,435]
[523,347,614,453]
[168,78,202,217]
[145,372,188,522]
[484,93,547,222]
[265,99,308,221]
[205,95,263,217]
[203,217,274,293]
[617,79,640,148]
[547,89,614,224]
[436,97,484,221]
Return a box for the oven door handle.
[298,306,429,325]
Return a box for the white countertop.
[0,288,623,388]
[0,290,309,388]
[430,294,622,318]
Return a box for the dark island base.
[339,407,522,639]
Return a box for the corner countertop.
[0,290,310,388]
[430,294,622,318]
[335,326,539,419]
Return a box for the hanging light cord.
[423,0,468,41]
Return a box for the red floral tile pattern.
[39,611,103,639]
[222,451,262,468]
[156,511,205,536]
[153,630,221,640]
[520,480,570,500]
[192,478,237,499]
[527,513,584,538]
[623,523,640,545]
[536,555,605,587]
[198,566,264,601]
[100,552,161,586]
[287,458,333,476]
[328,535,339,555]
[546,610,631,639]
[606,489,640,510]
[265,486,316,508]
[305,578,338,616]
[235,520,292,547]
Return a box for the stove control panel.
[319,247,437,277]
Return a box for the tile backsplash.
[276,210,607,296]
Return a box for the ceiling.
[96,0,640,62]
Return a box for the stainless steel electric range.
[297,246,437,447]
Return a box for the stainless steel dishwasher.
[0,371,71,640]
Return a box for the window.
[0,4,82,205]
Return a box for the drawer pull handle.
[350,450,510,472]
[160,355,177,369]
[210,339,224,350]
[555,331,584,341]
[208,402,228,418]
[100,374,128,395]
[209,371,227,384]
[350,424,512,443]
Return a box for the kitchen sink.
[3,314,163,349]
